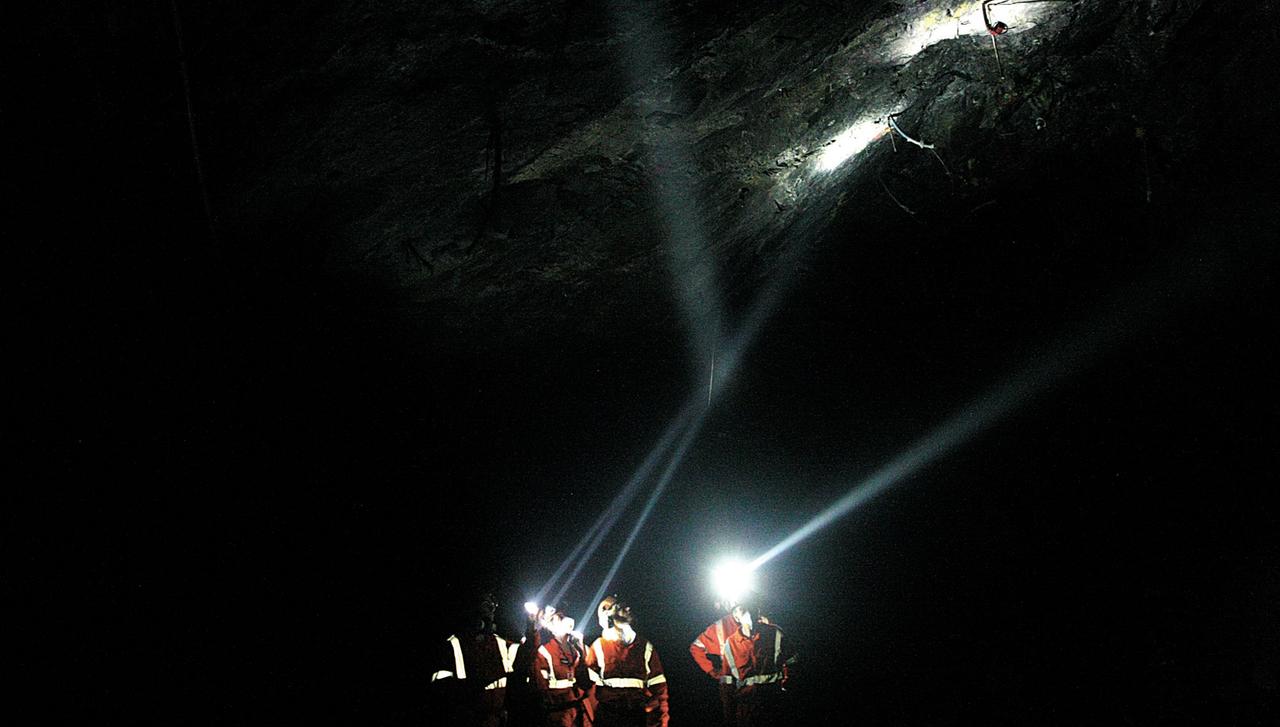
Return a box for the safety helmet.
[597,594,633,629]
[729,593,757,613]
[612,602,634,626]
[467,590,498,634]
[546,609,576,638]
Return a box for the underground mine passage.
[24,0,1280,722]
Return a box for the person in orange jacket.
[522,608,592,727]
[429,592,519,727]
[585,595,670,727]
[689,598,796,727]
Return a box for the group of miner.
[430,593,797,727]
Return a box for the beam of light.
[563,0,869,594]
[567,275,792,628]
[817,117,891,172]
[603,0,726,373]
[538,246,779,616]
[547,433,685,608]
[556,0,1058,618]
[549,507,622,608]
[750,239,1228,571]
[565,131,897,619]
[655,140,726,373]
[535,410,692,605]
[550,2,739,626]
[752,368,1037,569]
[563,152,843,618]
[562,306,774,626]
[578,403,711,628]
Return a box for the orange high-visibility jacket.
[531,636,590,725]
[691,615,795,692]
[690,613,739,680]
[585,629,669,726]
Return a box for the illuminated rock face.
[189,0,1241,356]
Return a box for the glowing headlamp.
[524,601,539,616]
[710,557,756,605]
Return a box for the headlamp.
[710,557,756,605]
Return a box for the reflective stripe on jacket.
[690,614,739,679]
[585,631,669,691]
[431,633,517,691]
[535,641,581,691]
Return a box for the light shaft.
[578,404,710,628]
[536,412,690,604]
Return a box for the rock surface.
[191,0,1257,357]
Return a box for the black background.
[17,1,1279,723]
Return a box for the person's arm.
[430,637,456,685]
[689,620,723,678]
[582,638,601,717]
[510,613,542,682]
[501,615,542,720]
[777,626,798,689]
[570,635,592,692]
[645,641,670,727]
[428,637,473,722]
